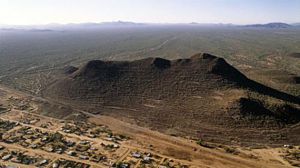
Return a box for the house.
[142,156,151,163]
[52,162,59,168]
[132,152,141,158]
[79,155,89,160]
[2,154,12,161]
[39,159,48,166]
[66,151,76,156]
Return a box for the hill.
[1,26,300,97]
[41,53,300,145]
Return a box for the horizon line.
[1,20,299,27]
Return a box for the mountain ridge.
[243,22,292,28]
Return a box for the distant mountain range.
[1,21,299,31]
[243,22,293,28]
[292,23,300,26]
[0,21,147,31]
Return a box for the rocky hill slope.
[43,53,300,145]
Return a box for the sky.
[0,0,300,25]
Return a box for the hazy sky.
[0,0,299,25]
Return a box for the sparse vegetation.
[1,27,300,95]
[282,148,300,167]
[196,139,215,149]
[0,25,299,168]
[223,146,240,155]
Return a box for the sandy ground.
[88,115,295,168]
[0,84,298,168]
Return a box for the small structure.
[79,140,90,145]
[39,159,48,166]
[11,157,21,163]
[142,156,151,163]
[283,144,293,149]
[56,148,63,154]
[45,147,54,152]
[2,154,12,161]
[52,162,59,168]
[29,144,37,149]
[132,152,141,158]
[66,151,76,156]
[79,155,89,160]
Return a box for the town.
[0,105,192,168]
